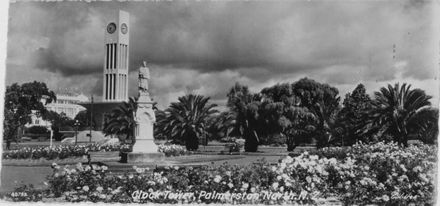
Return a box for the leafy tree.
[159,94,218,151]
[226,80,340,151]
[3,81,56,141]
[259,83,318,151]
[336,84,374,145]
[370,83,435,146]
[42,110,75,141]
[74,110,97,131]
[103,97,137,144]
[291,78,341,148]
[260,83,295,137]
[227,83,263,152]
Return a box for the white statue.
[139,61,150,96]
[131,61,158,155]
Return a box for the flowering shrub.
[119,144,132,153]
[157,144,188,157]
[3,143,121,160]
[323,142,437,205]
[5,142,436,205]
[38,161,290,204]
[225,138,245,153]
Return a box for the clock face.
[121,23,128,34]
[107,23,117,34]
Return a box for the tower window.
[113,43,117,69]
[105,74,109,99]
[106,44,109,69]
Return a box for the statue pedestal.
[129,138,164,163]
[132,138,158,153]
[128,151,164,163]
[128,98,164,163]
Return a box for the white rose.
[214,175,222,183]
[272,182,279,189]
[82,186,89,192]
[279,186,284,192]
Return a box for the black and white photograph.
[0,0,438,205]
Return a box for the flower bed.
[2,144,122,160]
[3,142,436,205]
[3,143,190,160]
[311,141,436,161]
[157,144,188,157]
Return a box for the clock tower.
[103,10,129,102]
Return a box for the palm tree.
[160,94,218,151]
[412,108,438,144]
[206,111,236,142]
[103,97,137,144]
[370,83,434,146]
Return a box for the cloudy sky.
[5,0,439,109]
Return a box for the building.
[26,92,89,128]
[47,92,89,119]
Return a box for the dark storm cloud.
[6,0,438,106]
[7,2,106,76]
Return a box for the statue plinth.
[128,97,164,162]
[131,97,156,153]
[128,63,164,163]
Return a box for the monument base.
[127,152,165,163]
[132,138,159,153]
[128,138,164,163]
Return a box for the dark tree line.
[205,79,437,152]
[61,78,438,152]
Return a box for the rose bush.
[41,161,293,204]
[4,142,436,205]
[322,142,436,205]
